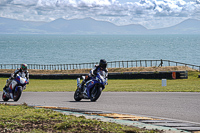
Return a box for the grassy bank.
[0,71,200,92]
[0,104,159,133]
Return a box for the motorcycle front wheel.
[2,92,9,101]
[90,86,102,102]
[74,88,82,101]
[13,88,22,101]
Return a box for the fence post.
[145,60,147,67]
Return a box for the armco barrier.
[108,71,187,79]
[0,71,187,79]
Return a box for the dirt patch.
[0,66,196,75]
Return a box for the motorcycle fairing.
[9,84,13,93]
[86,80,98,98]
[15,76,27,85]
[15,86,19,92]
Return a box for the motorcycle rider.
[3,63,29,93]
[80,59,108,93]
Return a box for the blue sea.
[0,34,200,66]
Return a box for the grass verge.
[0,104,160,133]
[0,71,200,92]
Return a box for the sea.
[0,34,200,66]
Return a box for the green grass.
[0,71,200,92]
[0,104,159,133]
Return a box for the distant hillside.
[151,19,200,34]
[37,17,148,34]
[0,17,200,34]
[0,17,45,34]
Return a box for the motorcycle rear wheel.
[13,88,22,101]
[90,86,102,102]
[74,88,82,101]
[2,92,9,101]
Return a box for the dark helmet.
[21,63,27,71]
[99,59,107,69]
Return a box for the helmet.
[21,63,27,71]
[99,59,107,69]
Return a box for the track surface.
[1,92,200,124]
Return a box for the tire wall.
[0,71,187,79]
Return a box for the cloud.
[11,0,38,6]
[0,0,199,28]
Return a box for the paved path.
[1,92,200,124]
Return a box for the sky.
[0,0,200,29]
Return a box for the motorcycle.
[2,74,28,101]
[74,71,108,102]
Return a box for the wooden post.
[145,60,147,67]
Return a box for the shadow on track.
[68,100,94,103]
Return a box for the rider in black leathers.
[80,59,108,92]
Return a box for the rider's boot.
[80,76,90,91]
[3,78,12,92]
[3,86,6,91]
[80,80,86,92]
[3,85,8,92]
[83,87,87,95]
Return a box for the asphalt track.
[0,92,200,124]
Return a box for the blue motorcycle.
[74,71,108,102]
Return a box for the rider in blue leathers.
[80,59,108,92]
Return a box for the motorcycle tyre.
[2,92,9,101]
[90,86,102,102]
[13,88,22,101]
[74,88,82,101]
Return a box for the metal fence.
[0,59,200,71]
